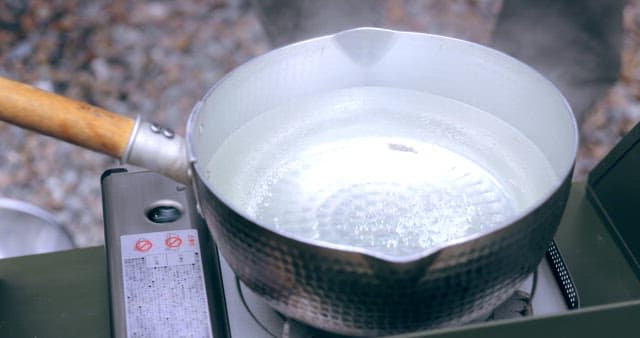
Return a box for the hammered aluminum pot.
[0,28,578,336]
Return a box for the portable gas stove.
[101,169,578,338]
[1,125,640,337]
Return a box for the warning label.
[121,229,212,338]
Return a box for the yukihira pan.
[0,28,577,336]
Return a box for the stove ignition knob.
[146,204,182,224]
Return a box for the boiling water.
[206,87,558,256]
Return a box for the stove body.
[101,170,571,338]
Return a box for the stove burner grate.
[235,271,538,338]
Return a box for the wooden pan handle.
[0,76,135,159]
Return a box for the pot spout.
[333,27,398,66]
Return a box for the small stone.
[90,57,111,82]
[8,41,32,61]
[33,79,54,92]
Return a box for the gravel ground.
[578,1,640,176]
[0,0,270,246]
[0,0,638,248]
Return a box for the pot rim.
[185,27,579,264]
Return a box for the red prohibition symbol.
[135,239,153,252]
[165,234,183,249]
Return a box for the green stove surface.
[0,182,638,338]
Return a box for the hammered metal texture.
[195,171,573,336]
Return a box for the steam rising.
[254,0,624,121]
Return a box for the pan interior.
[205,86,557,257]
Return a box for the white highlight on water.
[206,87,558,256]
